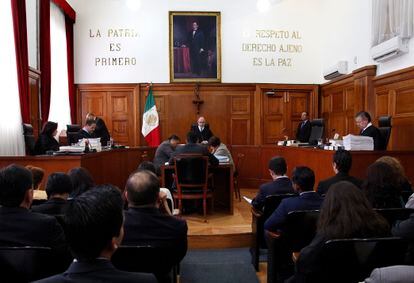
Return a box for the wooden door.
[286,91,310,139]
[263,91,286,143]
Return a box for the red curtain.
[65,16,76,123]
[11,0,30,124]
[40,0,51,124]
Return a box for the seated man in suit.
[355,111,384,150]
[317,149,362,195]
[264,166,323,232]
[77,117,97,140]
[190,116,214,143]
[0,164,66,252]
[169,131,219,166]
[208,136,234,169]
[123,170,188,270]
[32,172,73,215]
[251,156,294,211]
[36,185,156,283]
[296,112,312,142]
[153,134,181,171]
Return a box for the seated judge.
[251,156,294,211]
[355,111,384,150]
[0,164,66,252]
[31,172,73,215]
[34,121,60,155]
[264,166,323,232]
[94,117,111,146]
[77,117,97,140]
[169,131,219,166]
[296,112,312,142]
[123,170,188,269]
[190,116,213,143]
[153,134,180,170]
[35,185,156,283]
[317,149,362,195]
[208,136,234,169]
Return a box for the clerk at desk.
[355,111,384,150]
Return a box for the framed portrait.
[169,11,221,82]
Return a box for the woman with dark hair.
[294,181,390,281]
[363,161,403,209]
[94,117,111,146]
[34,121,59,155]
[67,167,95,198]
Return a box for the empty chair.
[22,123,36,155]
[308,119,324,144]
[265,210,320,283]
[0,246,68,282]
[173,155,212,219]
[285,210,320,252]
[374,208,414,227]
[303,237,409,283]
[112,245,180,283]
[378,116,392,150]
[66,124,81,145]
[251,193,297,271]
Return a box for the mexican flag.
[141,86,160,146]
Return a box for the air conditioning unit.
[323,61,348,80]
[371,36,409,62]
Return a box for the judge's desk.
[0,147,155,191]
[230,145,414,188]
[160,163,234,214]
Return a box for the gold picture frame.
[169,11,221,82]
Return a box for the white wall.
[68,0,323,84]
[319,0,414,78]
[68,0,414,84]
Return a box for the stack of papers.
[59,146,84,153]
[214,154,230,164]
[343,134,374,151]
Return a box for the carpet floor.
[180,248,259,283]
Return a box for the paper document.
[243,196,252,204]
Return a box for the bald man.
[190,116,213,143]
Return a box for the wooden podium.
[0,148,155,190]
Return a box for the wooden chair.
[233,153,245,201]
[173,155,212,220]
[250,193,297,271]
[112,245,180,283]
[0,246,68,282]
[299,237,409,283]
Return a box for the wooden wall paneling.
[263,91,285,143]
[77,84,139,146]
[259,84,318,144]
[287,91,312,138]
[80,91,106,124]
[321,66,376,139]
[373,66,414,150]
[138,83,256,146]
[230,94,251,145]
[28,68,41,136]
[108,91,134,145]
